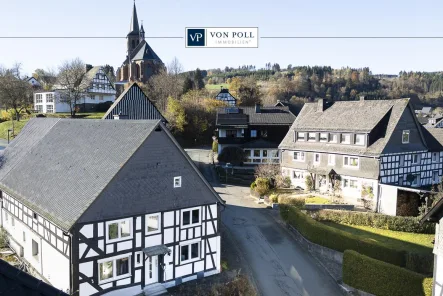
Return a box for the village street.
[186,149,342,296]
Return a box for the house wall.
[74,203,221,296]
[0,192,70,293]
[377,184,398,215]
[433,221,443,296]
[218,125,290,146]
[35,91,115,113]
[380,151,443,187]
[281,150,380,180]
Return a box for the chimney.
[255,103,261,113]
[360,96,365,101]
[317,99,325,112]
[85,64,93,73]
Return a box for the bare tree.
[56,58,89,117]
[167,57,183,76]
[0,63,33,121]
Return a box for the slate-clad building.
[0,119,223,296]
[279,98,443,215]
[103,82,165,122]
[216,104,296,164]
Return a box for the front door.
[145,255,159,285]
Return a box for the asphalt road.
[186,149,343,296]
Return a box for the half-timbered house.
[103,82,166,122]
[33,66,116,113]
[0,118,223,296]
[279,98,443,215]
[215,88,237,106]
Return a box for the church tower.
[127,2,141,56]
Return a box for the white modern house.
[33,66,116,113]
[279,98,443,215]
[0,118,224,296]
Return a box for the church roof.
[122,40,163,65]
[128,2,140,36]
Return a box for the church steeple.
[128,1,140,36]
[140,22,145,41]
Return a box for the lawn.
[0,119,29,139]
[305,196,331,204]
[45,112,106,119]
[206,83,229,90]
[323,221,434,253]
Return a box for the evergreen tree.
[183,76,194,93]
[194,68,205,90]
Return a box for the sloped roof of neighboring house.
[0,259,69,296]
[102,82,165,121]
[421,197,443,223]
[417,114,430,125]
[216,106,295,126]
[422,127,443,152]
[0,119,222,230]
[279,98,423,157]
[422,106,433,114]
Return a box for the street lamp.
[7,129,12,144]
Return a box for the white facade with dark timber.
[103,82,165,122]
[280,98,443,215]
[0,118,223,296]
[34,66,116,113]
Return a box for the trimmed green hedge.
[280,205,406,267]
[278,196,305,208]
[343,250,432,296]
[312,209,435,234]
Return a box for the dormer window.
[341,134,351,144]
[174,176,182,188]
[308,133,316,142]
[402,130,410,144]
[355,134,365,146]
[296,132,305,141]
[320,133,328,142]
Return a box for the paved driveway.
[186,149,342,296]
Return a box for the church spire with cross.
[128,0,140,36]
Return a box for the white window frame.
[343,156,359,168]
[349,179,358,189]
[432,152,439,163]
[402,130,410,144]
[134,251,143,268]
[355,134,365,146]
[106,218,132,243]
[293,151,306,162]
[146,213,161,234]
[314,153,321,164]
[174,176,182,188]
[250,130,257,138]
[341,134,351,144]
[179,239,201,264]
[296,132,305,141]
[433,171,440,184]
[328,154,335,166]
[46,93,54,102]
[308,133,317,142]
[319,133,328,142]
[181,207,201,229]
[98,253,132,284]
[46,105,54,113]
[329,134,338,143]
[411,174,420,187]
[412,154,420,165]
[35,94,43,104]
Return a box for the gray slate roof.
[423,127,443,152]
[0,119,159,230]
[216,106,295,126]
[122,40,163,65]
[279,99,415,157]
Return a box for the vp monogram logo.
[187,29,205,46]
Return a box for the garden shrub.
[0,227,7,248]
[278,196,305,208]
[280,205,406,267]
[343,250,432,296]
[212,140,218,153]
[269,194,279,203]
[254,177,270,197]
[305,175,313,191]
[250,181,257,191]
[313,209,435,234]
[218,146,246,165]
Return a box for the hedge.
[343,250,432,296]
[278,196,305,208]
[312,209,435,234]
[280,205,406,267]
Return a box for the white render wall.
[34,91,115,113]
[1,195,70,292]
[377,184,399,216]
[77,203,221,296]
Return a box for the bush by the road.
[343,250,432,296]
[313,209,435,234]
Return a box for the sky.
[0,0,443,76]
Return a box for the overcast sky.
[0,0,442,76]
